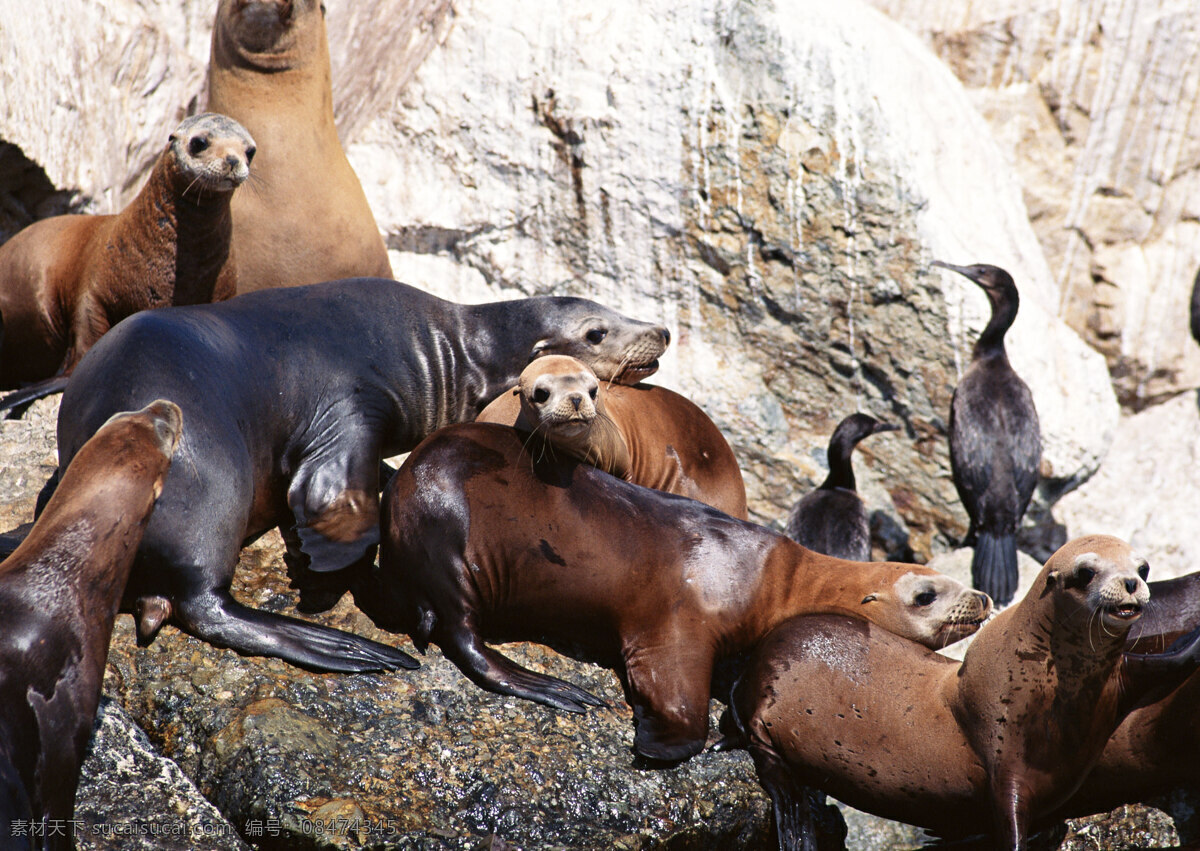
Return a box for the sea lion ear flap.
[530,339,551,361]
[861,594,877,605]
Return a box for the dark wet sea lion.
[0,114,254,413]
[376,422,991,762]
[477,355,747,518]
[43,278,669,674]
[728,535,1200,850]
[784,412,898,560]
[0,400,180,850]
[206,0,392,291]
[935,261,1042,606]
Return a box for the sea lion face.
[1045,535,1149,632]
[518,355,600,439]
[168,113,256,195]
[220,0,324,55]
[861,569,993,649]
[532,298,670,384]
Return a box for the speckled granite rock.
[75,699,249,851]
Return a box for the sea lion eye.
[189,135,210,157]
[588,386,598,399]
[914,590,937,607]
[245,145,257,164]
[532,387,550,404]
[1076,566,1096,584]
[1137,563,1149,581]
[586,328,608,345]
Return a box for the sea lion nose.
[661,327,671,346]
[570,394,582,411]
[1125,578,1140,594]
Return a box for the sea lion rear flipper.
[175,589,417,673]
[439,616,603,714]
[287,453,380,573]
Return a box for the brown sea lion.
[0,114,253,412]
[727,535,1200,849]
[206,0,392,291]
[44,279,669,674]
[476,355,748,518]
[0,400,180,850]
[375,422,991,762]
[1055,570,1200,820]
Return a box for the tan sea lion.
[0,400,180,850]
[727,535,1200,849]
[477,354,748,518]
[206,0,393,291]
[375,422,991,762]
[0,114,253,411]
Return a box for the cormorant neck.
[974,288,1018,358]
[820,434,858,493]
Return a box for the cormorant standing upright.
[936,261,1041,606]
[785,413,898,561]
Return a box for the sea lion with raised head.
[0,400,180,850]
[0,114,254,413]
[477,354,747,518]
[375,422,991,763]
[206,0,392,291]
[43,278,669,674]
[727,535,1200,850]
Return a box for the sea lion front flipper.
[438,612,604,714]
[287,449,381,574]
[623,636,713,762]
[174,588,417,673]
[747,743,847,851]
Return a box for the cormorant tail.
[972,531,1018,606]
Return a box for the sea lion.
[477,355,748,518]
[43,278,669,674]
[206,0,392,291]
[727,535,1200,849]
[784,412,898,560]
[0,400,180,850]
[0,113,254,413]
[374,422,991,763]
[935,261,1041,607]
[1054,570,1200,819]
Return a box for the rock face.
[866,0,1200,410]
[352,0,1116,559]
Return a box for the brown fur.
[0,114,252,386]
[477,355,748,518]
[206,0,392,291]
[377,423,990,762]
[730,535,1175,849]
[0,400,179,846]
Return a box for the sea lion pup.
[476,355,748,518]
[727,535,1200,850]
[207,0,392,291]
[375,422,991,763]
[784,413,898,560]
[935,261,1042,607]
[0,114,254,414]
[0,400,180,850]
[43,278,669,674]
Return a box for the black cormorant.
[784,412,899,561]
[936,260,1041,606]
